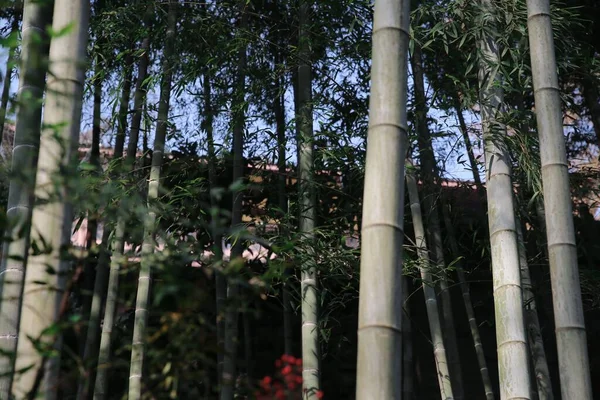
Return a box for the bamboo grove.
[0,0,598,398]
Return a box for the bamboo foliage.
[0,1,53,397]
[0,0,595,397]
[12,0,90,397]
[581,79,600,147]
[128,3,177,399]
[477,0,532,397]
[0,4,21,136]
[355,0,410,398]
[406,165,454,400]
[525,0,593,398]
[453,97,483,192]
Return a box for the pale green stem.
[441,203,495,400]
[297,2,319,399]
[526,1,592,397]
[516,222,553,400]
[355,1,410,398]
[128,3,176,399]
[12,1,89,397]
[477,0,532,397]
[406,165,454,400]
[93,5,153,397]
[0,2,52,397]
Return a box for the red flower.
[295,358,302,367]
[284,374,296,387]
[275,389,286,400]
[281,354,292,363]
[281,365,292,375]
[260,376,272,390]
[316,390,324,399]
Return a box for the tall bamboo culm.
[220,3,248,399]
[12,0,89,397]
[355,0,410,398]
[128,2,177,399]
[446,95,493,399]
[297,1,320,398]
[516,222,553,400]
[76,54,104,400]
[410,44,463,398]
[406,165,454,400]
[274,72,293,357]
[526,0,592,398]
[477,0,532,398]
[0,1,53,398]
[94,6,153,398]
[80,50,133,400]
[441,205,495,400]
[203,73,227,385]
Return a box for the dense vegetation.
[0,0,598,399]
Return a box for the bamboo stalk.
[441,203,495,400]
[410,44,463,398]
[477,0,532,397]
[0,2,52,397]
[296,1,319,399]
[202,72,227,385]
[220,3,248,399]
[76,53,104,400]
[526,1,592,397]
[406,165,454,400]
[128,3,177,399]
[12,0,89,397]
[355,1,410,398]
[93,5,153,398]
[516,222,553,400]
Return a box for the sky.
[0,19,480,184]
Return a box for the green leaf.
[0,31,19,49]
[47,21,75,39]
